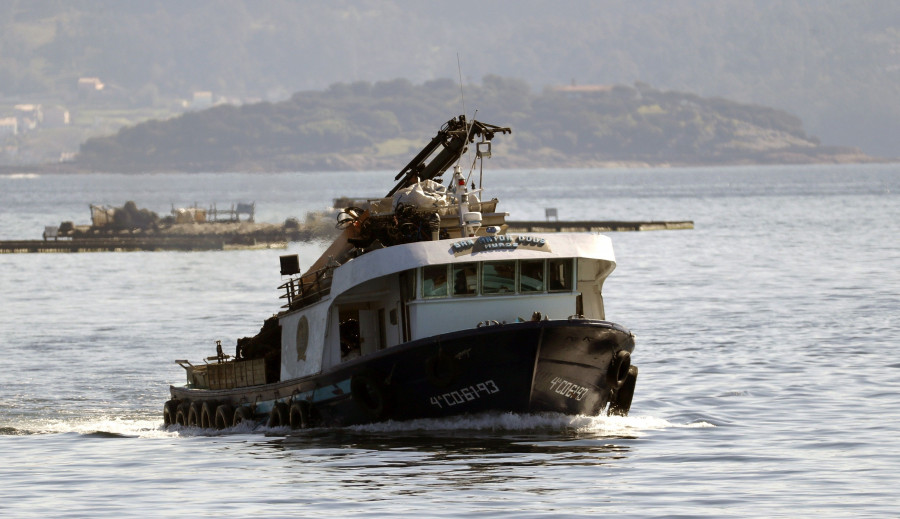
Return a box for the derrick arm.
[386,115,511,197]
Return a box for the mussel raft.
[163,115,638,430]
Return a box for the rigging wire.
[457,53,466,126]
[455,55,476,171]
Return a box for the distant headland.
[4,79,888,174]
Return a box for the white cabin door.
[358,308,381,356]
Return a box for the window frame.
[548,258,575,293]
[518,258,547,293]
[481,260,517,296]
[421,264,450,298]
[451,262,479,297]
[416,258,576,299]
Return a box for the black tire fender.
[267,401,290,428]
[163,399,180,427]
[174,401,190,426]
[187,401,202,427]
[289,401,312,429]
[606,350,632,389]
[232,406,255,427]
[214,404,234,430]
[200,401,217,429]
[608,365,639,417]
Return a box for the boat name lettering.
[429,380,500,408]
[549,377,590,401]
[450,235,551,256]
[451,239,476,252]
[515,235,546,246]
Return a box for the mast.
[387,116,510,197]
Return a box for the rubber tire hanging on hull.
[200,401,217,429]
[232,406,254,427]
[606,350,632,389]
[608,365,639,416]
[175,402,190,426]
[289,401,312,429]
[214,404,234,430]
[267,402,290,428]
[163,400,179,427]
[187,401,203,427]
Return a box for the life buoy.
[163,399,179,427]
[214,404,234,430]
[200,401,217,429]
[350,372,387,419]
[267,401,290,428]
[232,406,254,427]
[425,352,458,388]
[289,401,312,429]
[606,350,632,389]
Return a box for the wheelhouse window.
[482,261,516,295]
[519,259,545,293]
[451,263,478,296]
[548,258,574,292]
[422,265,448,298]
[417,258,576,299]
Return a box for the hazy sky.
[3,0,899,154]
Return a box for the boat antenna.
[457,54,466,124]
[455,55,475,170]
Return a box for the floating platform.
[0,235,293,254]
[1,220,692,254]
[505,220,694,233]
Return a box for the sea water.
[1,164,898,517]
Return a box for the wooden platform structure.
[505,220,694,233]
[1,220,692,254]
[0,236,286,254]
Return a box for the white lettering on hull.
[429,380,500,408]
[548,376,590,401]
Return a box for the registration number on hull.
[429,380,500,408]
[548,376,590,401]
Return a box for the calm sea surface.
[1,164,898,518]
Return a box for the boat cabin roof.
[328,232,616,300]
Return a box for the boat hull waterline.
[166,319,638,429]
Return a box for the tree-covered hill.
[2,1,900,156]
[75,77,870,172]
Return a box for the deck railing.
[279,266,335,309]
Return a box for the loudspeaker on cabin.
[280,254,300,276]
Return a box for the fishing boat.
[163,115,638,430]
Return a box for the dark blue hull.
[167,319,637,429]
